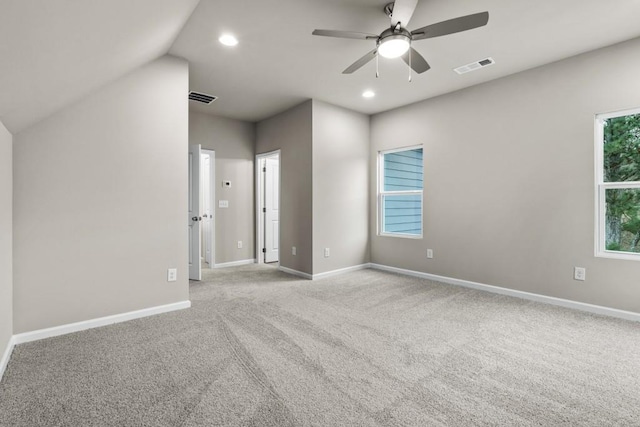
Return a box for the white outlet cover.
[292,246,296,256]
[427,249,433,259]
[167,268,177,282]
[324,248,330,258]
[237,241,243,249]
[574,267,586,281]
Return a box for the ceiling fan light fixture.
[362,90,375,98]
[312,4,489,76]
[378,35,410,58]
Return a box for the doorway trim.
[255,149,281,264]
[202,149,215,269]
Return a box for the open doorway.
[201,149,215,269]
[256,150,280,264]
[188,145,215,281]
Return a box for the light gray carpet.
[1,264,640,426]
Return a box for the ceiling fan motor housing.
[378,27,412,43]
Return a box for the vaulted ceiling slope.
[0,0,200,134]
[3,0,640,134]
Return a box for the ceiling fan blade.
[390,0,419,28]
[312,29,378,40]
[411,11,489,41]
[402,47,430,73]
[343,49,378,74]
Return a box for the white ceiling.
[3,0,640,133]
[172,0,640,121]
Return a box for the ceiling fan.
[312,0,489,76]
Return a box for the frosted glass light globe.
[378,37,410,58]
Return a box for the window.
[378,146,423,238]
[596,108,640,259]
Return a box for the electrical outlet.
[426,249,433,259]
[292,246,296,256]
[237,241,243,249]
[574,267,586,281]
[167,268,177,282]
[324,248,330,258]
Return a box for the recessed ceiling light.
[362,90,375,98]
[219,34,238,47]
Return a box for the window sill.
[596,250,640,261]
[379,232,423,240]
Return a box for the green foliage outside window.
[603,113,640,252]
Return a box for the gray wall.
[256,101,313,275]
[312,100,370,274]
[0,120,12,353]
[13,56,190,333]
[370,37,640,313]
[189,112,256,264]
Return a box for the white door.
[264,156,280,263]
[202,154,213,267]
[188,144,202,280]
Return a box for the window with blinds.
[378,146,423,238]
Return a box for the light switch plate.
[219,200,229,208]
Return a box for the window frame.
[377,145,424,239]
[595,107,640,260]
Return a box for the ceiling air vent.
[189,91,218,104]
[454,57,495,75]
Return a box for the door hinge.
[262,248,266,253]
[262,207,266,213]
[263,167,266,172]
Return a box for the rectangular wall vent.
[188,91,218,104]
[454,57,495,75]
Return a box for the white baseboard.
[370,263,640,322]
[0,335,17,382]
[278,266,313,280]
[13,300,192,345]
[312,263,371,280]
[279,263,371,280]
[214,259,256,269]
